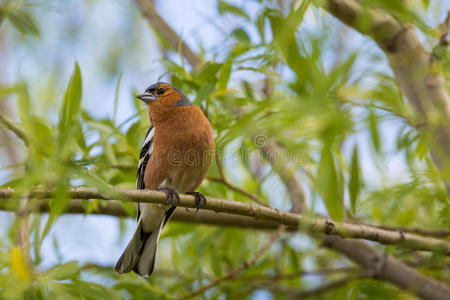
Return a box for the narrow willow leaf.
[43,184,69,240]
[160,58,187,78]
[232,27,250,44]
[196,62,222,84]
[256,12,266,43]
[217,0,250,21]
[218,60,232,90]
[17,83,31,123]
[415,136,428,160]
[7,9,40,37]
[31,215,42,265]
[44,261,79,280]
[349,145,361,215]
[195,81,216,104]
[242,81,255,101]
[316,146,343,220]
[267,2,310,77]
[368,109,381,155]
[62,281,122,300]
[59,63,82,132]
[0,84,20,98]
[113,73,122,124]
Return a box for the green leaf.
[242,81,255,101]
[195,81,216,104]
[266,2,310,77]
[421,0,429,8]
[59,63,82,132]
[217,1,250,21]
[44,261,79,280]
[415,136,428,160]
[232,27,250,44]
[256,12,266,43]
[6,9,40,37]
[316,146,343,220]
[368,109,381,155]
[113,73,122,124]
[63,281,122,300]
[349,145,361,215]
[161,58,188,78]
[0,84,20,98]
[196,62,222,84]
[17,83,31,124]
[218,60,232,90]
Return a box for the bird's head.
[137,82,191,110]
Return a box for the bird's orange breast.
[144,106,215,192]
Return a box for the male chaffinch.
[115,82,215,277]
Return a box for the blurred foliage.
[0,0,449,299]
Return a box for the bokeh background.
[0,0,449,299]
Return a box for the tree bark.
[324,0,450,193]
[0,187,449,254]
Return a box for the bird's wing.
[136,125,154,221]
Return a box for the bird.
[115,82,215,277]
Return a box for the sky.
[0,0,448,284]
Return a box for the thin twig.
[241,267,359,282]
[207,176,268,206]
[17,192,31,267]
[209,153,269,207]
[263,276,359,299]
[0,111,28,145]
[177,226,286,300]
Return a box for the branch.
[177,226,285,300]
[262,276,359,299]
[323,236,450,300]
[134,0,202,68]
[84,3,450,299]
[373,224,450,239]
[2,197,448,239]
[0,111,28,145]
[323,0,450,193]
[0,198,286,230]
[257,138,450,300]
[241,267,359,282]
[0,187,449,254]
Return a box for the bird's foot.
[186,192,206,213]
[157,187,180,207]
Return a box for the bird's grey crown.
[144,82,191,107]
[145,82,169,93]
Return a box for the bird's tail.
[115,219,162,277]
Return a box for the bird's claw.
[186,192,206,213]
[157,187,180,207]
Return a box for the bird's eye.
[157,88,166,95]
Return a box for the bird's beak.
[137,92,156,103]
